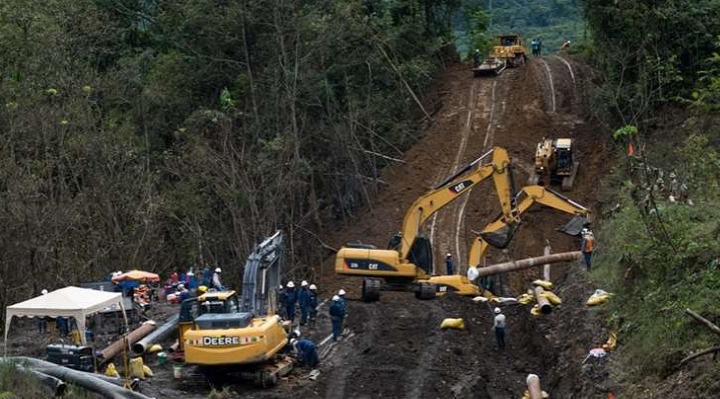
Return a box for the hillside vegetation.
[0,0,462,317]
[583,0,720,395]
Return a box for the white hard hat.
[309,284,317,290]
[301,280,308,287]
[41,289,49,295]
[338,289,346,296]
[287,281,295,288]
[293,328,301,338]
[178,284,185,290]
[279,284,283,289]
[215,267,222,273]
[332,295,340,301]
[446,253,452,257]
[494,307,501,314]
[581,228,589,235]
[290,338,297,346]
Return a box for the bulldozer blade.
[558,215,587,236]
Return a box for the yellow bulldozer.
[529,137,580,191]
[473,34,527,77]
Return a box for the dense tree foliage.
[0,0,462,318]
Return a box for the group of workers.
[280,283,350,368]
[530,37,543,57]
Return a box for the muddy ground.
[2,57,616,399]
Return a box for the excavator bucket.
[480,222,520,249]
[557,215,587,236]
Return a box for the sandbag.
[540,291,562,305]
[440,318,466,330]
[148,344,163,354]
[104,363,120,378]
[586,289,612,306]
[532,279,553,290]
[603,331,618,351]
[142,365,154,378]
[530,304,542,316]
[517,293,534,305]
[472,296,489,303]
[130,357,145,380]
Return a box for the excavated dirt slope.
[2,58,616,399]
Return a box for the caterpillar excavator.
[177,230,293,387]
[468,185,590,271]
[335,147,517,302]
[529,137,579,191]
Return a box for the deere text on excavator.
[177,230,292,387]
[335,147,517,302]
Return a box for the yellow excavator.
[468,185,591,270]
[335,147,517,302]
[177,231,292,387]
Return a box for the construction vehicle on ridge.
[473,34,527,77]
[177,230,292,387]
[529,137,579,191]
[335,147,517,302]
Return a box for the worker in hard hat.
[212,267,225,291]
[290,337,320,368]
[308,284,319,328]
[473,49,482,67]
[337,288,348,315]
[492,307,506,349]
[298,280,312,326]
[276,284,286,319]
[329,295,346,342]
[445,253,454,275]
[284,281,298,323]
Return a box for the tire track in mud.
[537,58,557,113]
[430,80,480,265]
[453,79,503,270]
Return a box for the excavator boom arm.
[468,186,589,268]
[398,147,513,260]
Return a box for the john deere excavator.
[335,147,518,302]
[468,185,590,271]
[529,137,579,191]
[177,230,292,387]
[473,34,527,77]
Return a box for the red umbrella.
[111,270,160,283]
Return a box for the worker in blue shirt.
[329,295,346,341]
[290,338,320,367]
[298,280,311,326]
[284,281,297,323]
[308,284,319,328]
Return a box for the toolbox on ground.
[46,344,95,371]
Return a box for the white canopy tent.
[4,286,126,349]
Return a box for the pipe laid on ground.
[27,369,66,396]
[132,315,179,354]
[101,321,156,363]
[533,286,552,314]
[167,340,180,353]
[526,374,543,399]
[1,357,150,399]
[478,251,582,277]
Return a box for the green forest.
[2,0,720,396]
